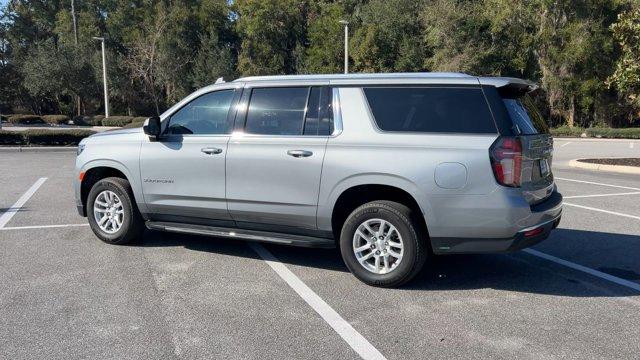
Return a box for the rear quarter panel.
[317,87,505,238]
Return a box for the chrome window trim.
[230,85,341,139]
[331,87,343,137]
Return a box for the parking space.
[1,138,639,359]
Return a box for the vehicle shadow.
[139,228,640,298]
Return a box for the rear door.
[226,86,334,229]
[501,95,555,204]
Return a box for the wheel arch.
[326,178,431,246]
[80,160,139,216]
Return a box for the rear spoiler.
[479,77,539,97]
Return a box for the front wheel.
[87,177,144,245]
[339,201,427,287]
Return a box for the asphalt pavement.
[1,137,639,359]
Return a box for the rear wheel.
[87,177,144,245]
[339,201,427,287]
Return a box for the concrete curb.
[0,146,78,153]
[554,137,640,142]
[569,159,640,175]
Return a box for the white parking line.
[524,249,640,292]
[564,191,640,199]
[560,141,572,147]
[564,202,640,220]
[0,223,89,231]
[0,177,47,229]
[249,243,387,360]
[556,177,640,192]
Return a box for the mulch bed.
[578,158,640,167]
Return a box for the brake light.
[490,136,522,187]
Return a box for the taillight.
[490,136,522,187]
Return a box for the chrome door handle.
[201,147,223,155]
[287,150,313,158]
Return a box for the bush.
[42,115,70,125]
[123,121,145,129]
[23,129,96,145]
[0,130,25,145]
[101,116,134,127]
[89,115,105,126]
[73,115,105,126]
[551,126,640,139]
[0,129,95,146]
[123,116,149,129]
[7,114,44,124]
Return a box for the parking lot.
[1,137,639,360]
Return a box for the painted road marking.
[250,243,387,360]
[564,191,640,199]
[556,177,640,192]
[0,223,89,231]
[0,177,47,229]
[560,142,572,148]
[631,142,634,149]
[524,249,640,293]
[564,202,640,220]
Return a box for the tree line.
[0,0,639,128]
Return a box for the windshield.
[502,95,549,135]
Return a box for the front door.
[140,88,238,222]
[226,86,334,229]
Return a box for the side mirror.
[143,116,161,140]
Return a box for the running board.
[146,221,335,248]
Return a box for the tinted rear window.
[502,95,549,134]
[363,87,496,134]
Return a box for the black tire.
[339,200,427,287]
[86,177,144,245]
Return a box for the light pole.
[93,37,109,118]
[339,20,349,74]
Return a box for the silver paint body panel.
[75,73,560,249]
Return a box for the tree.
[351,0,426,72]
[302,1,344,74]
[191,30,236,87]
[235,0,307,75]
[21,40,99,114]
[609,5,640,120]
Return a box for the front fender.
[78,158,148,215]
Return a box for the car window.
[303,87,333,136]
[166,90,235,135]
[245,87,309,135]
[363,87,497,134]
[502,95,550,134]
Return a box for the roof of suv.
[232,72,536,90]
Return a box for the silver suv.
[74,73,562,287]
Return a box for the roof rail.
[233,72,473,82]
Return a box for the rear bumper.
[431,190,562,254]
